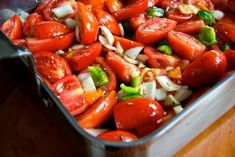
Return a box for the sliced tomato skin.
[23,13,44,37]
[1,15,23,40]
[166,9,192,23]
[129,13,147,31]
[113,36,144,50]
[105,0,123,14]
[157,0,183,9]
[77,90,117,128]
[182,50,227,89]
[144,46,181,69]
[13,39,27,47]
[175,20,205,35]
[105,51,140,83]
[51,75,87,116]
[227,0,235,13]
[34,51,71,83]
[167,30,206,60]
[27,32,75,53]
[78,0,105,9]
[224,49,235,70]
[98,130,138,142]
[113,98,164,130]
[136,18,177,44]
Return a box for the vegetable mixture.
[1,0,235,142]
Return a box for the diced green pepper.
[198,10,216,26]
[131,76,141,88]
[120,94,143,101]
[88,66,109,87]
[120,83,139,95]
[158,45,172,55]
[146,6,164,18]
[198,26,217,46]
[221,44,230,51]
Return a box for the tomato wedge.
[224,49,235,70]
[113,36,143,50]
[136,18,177,44]
[227,0,235,13]
[129,13,147,31]
[113,98,164,130]
[34,51,71,83]
[27,32,75,53]
[78,0,105,9]
[167,30,206,60]
[175,20,205,35]
[23,13,44,37]
[51,75,87,116]
[1,15,23,40]
[65,41,102,72]
[166,9,192,23]
[97,130,138,142]
[77,90,117,128]
[105,0,123,14]
[157,0,183,9]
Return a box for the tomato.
[211,0,228,11]
[97,130,138,142]
[227,0,235,13]
[95,57,117,91]
[129,13,147,31]
[224,49,235,70]
[27,32,75,53]
[182,50,227,89]
[136,18,177,44]
[35,0,54,14]
[23,13,44,37]
[51,75,87,116]
[105,51,140,83]
[93,9,121,36]
[166,9,192,23]
[33,21,72,39]
[105,0,123,14]
[144,46,181,68]
[76,2,99,44]
[113,36,143,50]
[34,51,71,83]
[113,98,164,130]
[77,90,117,128]
[1,15,23,40]
[13,39,27,47]
[187,0,214,10]
[167,30,206,60]
[157,0,183,10]
[65,42,102,72]
[78,0,105,9]
[175,20,205,35]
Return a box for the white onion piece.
[98,35,116,51]
[84,128,109,137]
[99,26,114,45]
[118,23,125,37]
[77,73,89,81]
[115,41,124,55]
[72,44,85,50]
[52,4,74,19]
[75,26,80,42]
[156,76,182,92]
[55,50,65,55]
[136,54,148,63]
[65,18,76,29]
[78,73,96,92]
[165,66,174,71]
[174,88,192,102]
[125,46,144,59]
[123,54,139,65]
[130,70,140,78]
[155,88,167,101]
[173,105,184,114]
[211,10,224,20]
[141,81,156,99]
[188,5,199,14]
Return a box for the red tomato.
[35,0,54,14]
[211,0,228,11]
[98,130,138,142]
[129,13,147,31]
[93,9,121,36]
[95,57,117,91]
[51,75,87,116]
[105,0,123,14]
[105,51,140,83]
[144,46,181,68]
[113,36,143,50]
[23,13,44,37]
[166,9,192,23]
[77,90,117,128]
[33,21,71,39]
[76,2,99,44]
[27,32,75,53]
[64,42,102,72]
[113,98,164,130]
[187,0,214,10]
[1,15,23,40]
[224,49,235,70]
[34,51,71,83]
[157,0,183,9]
[78,0,105,9]
[182,50,227,89]
[136,18,177,44]
[227,0,235,13]
[13,39,27,47]
[167,30,206,60]
[175,20,205,35]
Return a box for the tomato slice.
[93,9,121,36]
[97,130,138,142]
[187,0,214,10]
[78,0,105,9]
[105,51,140,83]
[113,98,164,130]
[77,90,117,128]
[167,30,206,60]
[65,41,102,72]
[227,0,235,13]
[166,9,192,23]
[157,0,183,9]
[113,36,143,50]
[1,15,23,40]
[23,13,44,37]
[33,21,72,39]
[129,13,147,31]
[105,0,123,14]
[136,18,177,44]
[175,20,205,35]
[27,32,75,53]
[34,51,71,83]
[13,39,27,47]
[224,49,235,70]
[51,75,87,116]
[144,46,181,68]
[76,2,99,44]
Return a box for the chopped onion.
[138,62,146,68]
[55,50,65,55]
[164,95,180,107]
[118,23,125,37]
[71,44,85,50]
[77,73,96,92]
[52,4,74,19]
[125,46,144,60]
[211,10,224,20]
[165,66,174,71]
[130,70,140,78]
[141,81,156,99]
[115,41,124,55]
[84,128,109,137]
[136,54,148,63]
[65,18,76,29]
[75,26,80,42]
[173,105,184,114]
[155,88,167,101]
[156,76,182,92]
[174,88,193,102]
[99,26,114,45]
[123,54,139,65]
[98,35,116,51]
[188,5,199,14]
